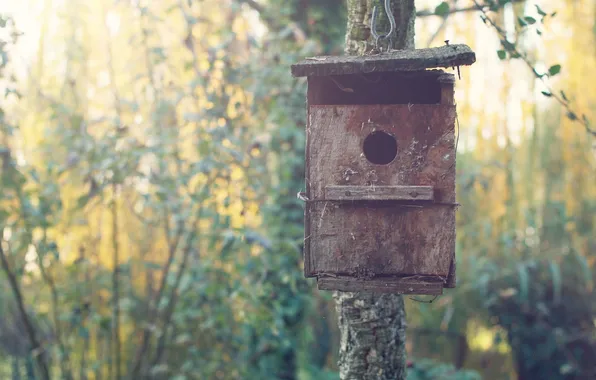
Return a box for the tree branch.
[0,234,51,380]
[148,205,203,370]
[37,233,74,380]
[417,5,485,17]
[472,0,596,137]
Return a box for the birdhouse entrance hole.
[363,131,397,165]
[307,72,442,106]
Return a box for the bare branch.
[417,5,484,18]
[472,0,596,137]
[0,234,51,380]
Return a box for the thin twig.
[0,232,51,380]
[149,205,204,369]
[110,184,122,380]
[37,232,74,380]
[472,0,596,137]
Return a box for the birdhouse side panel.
[305,105,456,279]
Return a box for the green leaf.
[567,111,577,120]
[76,194,91,209]
[574,252,593,290]
[434,2,450,16]
[535,5,547,16]
[178,274,193,293]
[150,364,169,376]
[524,16,537,25]
[548,64,561,76]
[549,260,561,304]
[517,17,527,27]
[541,91,552,97]
[517,264,530,302]
[78,326,90,339]
[560,90,568,102]
[501,39,516,51]
[497,50,507,60]
[560,364,574,375]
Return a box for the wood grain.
[318,276,444,294]
[304,104,456,281]
[325,185,434,201]
[291,44,475,77]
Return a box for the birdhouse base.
[317,275,446,295]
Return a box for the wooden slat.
[325,185,434,201]
[317,276,444,295]
[291,44,476,77]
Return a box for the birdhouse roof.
[291,44,475,78]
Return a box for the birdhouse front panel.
[305,104,456,289]
[291,45,476,294]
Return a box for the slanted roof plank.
[291,44,476,77]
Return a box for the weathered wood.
[307,71,450,106]
[291,44,475,77]
[325,185,434,201]
[445,257,456,288]
[318,276,444,294]
[304,104,456,280]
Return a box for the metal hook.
[371,0,396,49]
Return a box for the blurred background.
[0,0,594,379]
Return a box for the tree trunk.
[345,0,415,55]
[335,1,415,379]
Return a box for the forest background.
[0,0,594,379]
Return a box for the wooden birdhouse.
[291,45,476,295]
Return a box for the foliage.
[0,0,595,380]
[476,0,595,137]
[407,359,481,380]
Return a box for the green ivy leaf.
[501,39,516,51]
[541,91,552,97]
[434,2,450,16]
[548,64,561,76]
[497,50,507,60]
[535,5,547,16]
[517,17,527,27]
[524,16,537,25]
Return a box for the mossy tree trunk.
[334,1,415,379]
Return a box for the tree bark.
[335,1,415,379]
[345,0,415,55]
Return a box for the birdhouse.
[291,45,476,295]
